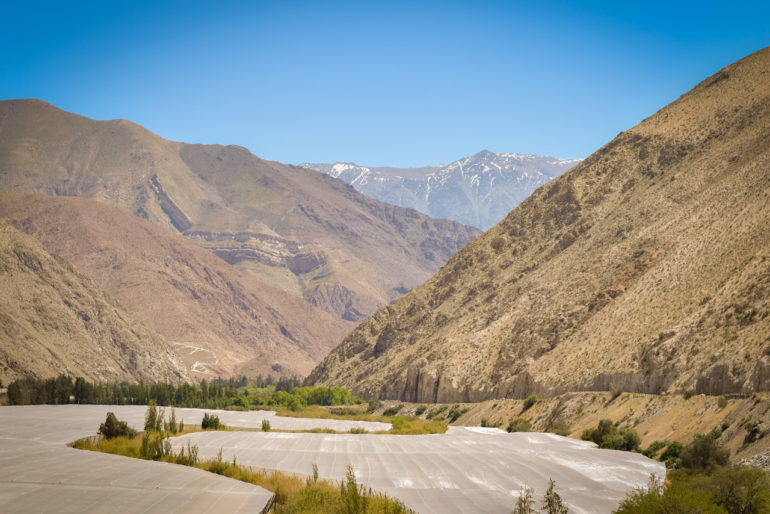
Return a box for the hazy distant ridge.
[302,150,582,230]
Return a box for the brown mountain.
[0,100,480,322]
[0,193,354,380]
[307,47,770,402]
[0,219,189,384]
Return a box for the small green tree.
[512,485,536,514]
[340,464,367,514]
[98,412,137,439]
[144,400,158,432]
[262,419,271,432]
[139,432,153,459]
[523,395,539,409]
[155,407,165,432]
[168,408,178,434]
[678,432,729,471]
[541,479,568,514]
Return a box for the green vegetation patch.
[581,419,641,452]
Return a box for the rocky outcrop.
[303,284,383,322]
[149,174,193,231]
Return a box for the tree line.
[5,374,300,408]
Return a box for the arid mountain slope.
[308,47,770,402]
[0,101,480,322]
[0,194,354,380]
[303,151,581,230]
[0,220,189,384]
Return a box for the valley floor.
[0,405,659,514]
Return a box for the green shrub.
[448,405,470,423]
[349,427,367,434]
[271,390,307,412]
[383,405,403,417]
[166,408,178,434]
[415,404,427,416]
[99,412,137,440]
[613,473,720,513]
[718,396,728,409]
[426,405,448,419]
[721,421,730,431]
[262,419,271,432]
[290,386,360,406]
[507,418,532,433]
[340,464,367,513]
[481,418,501,428]
[581,419,640,452]
[513,484,535,514]
[523,395,538,409]
[615,466,770,514]
[684,389,697,400]
[677,432,729,471]
[600,426,641,452]
[366,399,381,413]
[641,441,667,459]
[610,383,624,401]
[660,441,683,464]
[202,412,223,430]
[549,417,571,436]
[144,400,158,432]
[581,419,614,446]
[541,479,568,514]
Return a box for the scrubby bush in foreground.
[613,466,770,514]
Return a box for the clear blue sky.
[2,0,768,167]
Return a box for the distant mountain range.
[301,151,582,231]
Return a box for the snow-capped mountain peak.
[301,151,582,230]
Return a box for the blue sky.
[2,1,768,167]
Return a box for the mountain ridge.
[0,99,480,324]
[301,150,582,230]
[307,46,770,402]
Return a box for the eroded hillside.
[0,220,189,383]
[0,101,480,322]
[308,47,770,401]
[0,194,354,380]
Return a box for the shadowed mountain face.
[0,194,355,381]
[301,151,582,231]
[307,47,770,402]
[0,220,189,384]
[0,100,481,323]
